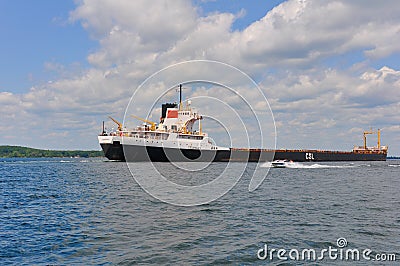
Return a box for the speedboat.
[271,159,295,168]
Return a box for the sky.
[0,0,399,155]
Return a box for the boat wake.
[261,162,363,169]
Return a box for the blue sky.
[1,0,399,155]
[194,0,285,30]
[0,0,94,92]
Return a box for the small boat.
[271,159,295,168]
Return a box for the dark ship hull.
[100,143,387,162]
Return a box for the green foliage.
[0,146,103,158]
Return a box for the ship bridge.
[161,100,203,135]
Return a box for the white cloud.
[70,0,198,68]
[230,0,400,71]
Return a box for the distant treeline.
[0,146,103,158]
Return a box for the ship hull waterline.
[100,143,387,162]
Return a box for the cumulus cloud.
[70,0,198,68]
[1,0,400,153]
[224,0,400,72]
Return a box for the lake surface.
[1,158,399,265]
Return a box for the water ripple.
[0,158,399,264]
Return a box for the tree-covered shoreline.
[0,146,103,158]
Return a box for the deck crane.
[363,128,382,150]
[131,115,157,131]
[108,116,123,131]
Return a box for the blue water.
[1,158,399,265]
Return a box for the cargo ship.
[98,86,387,162]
